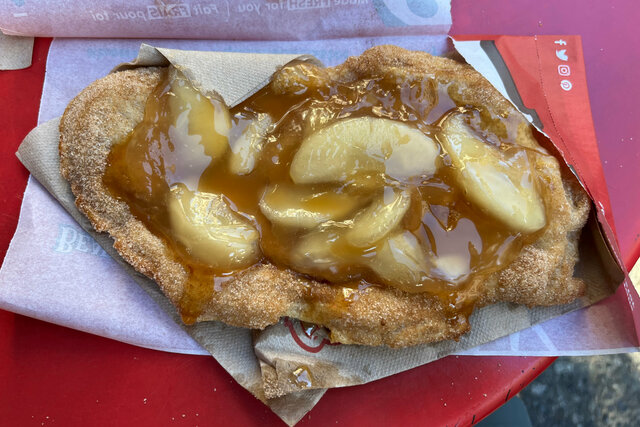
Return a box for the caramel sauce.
[104,64,551,324]
[291,366,315,389]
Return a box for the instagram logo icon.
[560,80,573,91]
[558,65,571,76]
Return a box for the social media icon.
[556,49,568,61]
[560,80,572,91]
[558,65,571,76]
[554,39,567,46]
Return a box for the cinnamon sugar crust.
[59,46,590,347]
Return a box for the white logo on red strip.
[560,79,573,91]
[558,65,571,76]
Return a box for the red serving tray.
[1,1,639,425]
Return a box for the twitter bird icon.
[556,49,568,61]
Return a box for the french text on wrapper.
[88,0,369,22]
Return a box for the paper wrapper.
[11,43,628,423]
[0,31,33,70]
[13,45,331,425]
[0,0,450,40]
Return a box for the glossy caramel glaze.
[104,63,553,323]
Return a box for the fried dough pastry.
[59,45,590,347]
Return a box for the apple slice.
[228,113,273,175]
[366,231,430,292]
[438,111,546,233]
[289,230,346,279]
[168,71,231,163]
[259,184,366,229]
[167,185,260,269]
[271,62,328,95]
[290,117,439,185]
[432,253,469,281]
[345,187,411,247]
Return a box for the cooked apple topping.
[228,113,273,175]
[436,110,546,233]
[290,117,439,185]
[345,187,411,248]
[367,231,431,292]
[168,184,260,269]
[259,184,368,229]
[104,63,553,321]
